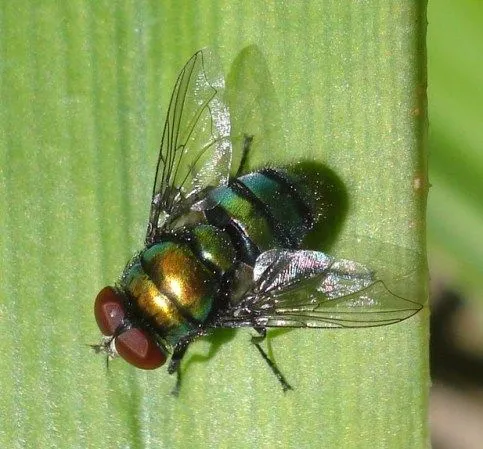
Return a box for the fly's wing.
[146,49,232,244]
[216,249,422,329]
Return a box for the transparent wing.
[215,249,422,329]
[147,49,232,244]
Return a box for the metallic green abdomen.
[205,168,314,264]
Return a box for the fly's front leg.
[168,340,190,396]
[168,330,208,396]
[250,327,293,392]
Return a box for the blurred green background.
[428,3,483,447]
[428,1,483,301]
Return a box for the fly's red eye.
[115,328,167,370]
[94,286,126,336]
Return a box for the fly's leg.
[172,366,183,397]
[235,134,254,177]
[168,340,190,396]
[168,329,209,396]
[253,344,293,392]
[251,328,293,392]
[251,327,267,345]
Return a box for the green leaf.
[0,2,428,448]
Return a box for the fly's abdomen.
[122,226,236,345]
[204,168,314,264]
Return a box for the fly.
[92,49,422,393]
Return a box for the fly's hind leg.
[251,327,267,345]
[235,134,254,177]
[251,327,293,392]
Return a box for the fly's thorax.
[121,226,237,346]
[189,224,237,273]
